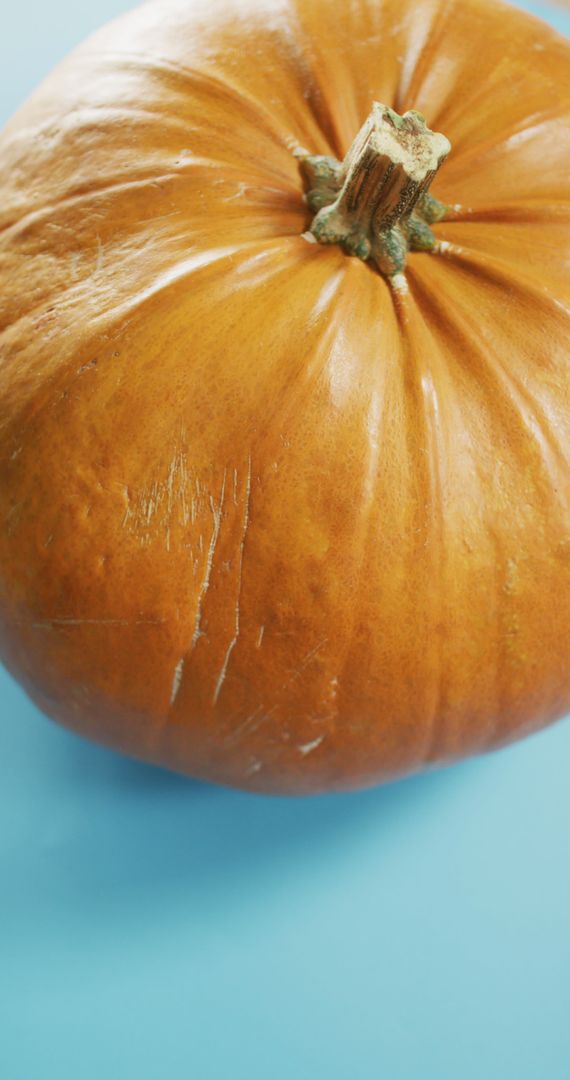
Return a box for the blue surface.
[1,3,570,1078]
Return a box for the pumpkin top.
[297,102,451,277]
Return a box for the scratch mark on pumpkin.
[144,482,159,525]
[226,704,277,745]
[230,709,262,741]
[166,454,177,515]
[169,657,185,706]
[6,502,22,522]
[298,735,325,756]
[224,181,248,203]
[190,469,226,652]
[245,758,263,776]
[236,455,252,599]
[179,452,189,526]
[288,638,328,684]
[213,638,237,705]
[213,455,252,705]
[256,625,265,648]
[122,447,194,545]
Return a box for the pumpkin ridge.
[95,50,300,160]
[241,260,348,469]
[390,284,451,766]
[0,239,291,454]
[0,171,185,242]
[435,241,570,327]
[407,261,570,509]
[308,273,403,749]
[287,2,350,159]
[440,199,570,225]
[393,0,455,114]
[392,0,453,113]
[443,108,570,172]
[407,265,570,753]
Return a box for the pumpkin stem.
[296,103,451,278]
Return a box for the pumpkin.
[0,0,569,795]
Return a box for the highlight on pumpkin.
[296,103,451,278]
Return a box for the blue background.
[1,3,569,1077]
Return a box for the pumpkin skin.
[0,0,569,795]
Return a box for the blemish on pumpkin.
[555,538,570,564]
[77,358,98,374]
[504,559,518,594]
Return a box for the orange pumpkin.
[0,0,569,794]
